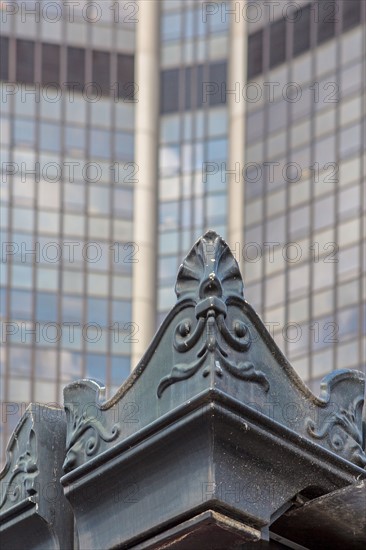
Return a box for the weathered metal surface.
[1,231,365,548]
[132,510,261,549]
[271,481,366,549]
[62,232,366,473]
[0,404,74,549]
[59,231,366,548]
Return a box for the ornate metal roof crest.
[59,231,365,474]
[158,231,269,397]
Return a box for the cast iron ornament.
[157,230,270,397]
[0,427,38,509]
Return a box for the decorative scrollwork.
[63,406,120,472]
[306,396,366,468]
[0,429,38,509]
[157,232,269,397]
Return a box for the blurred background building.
[1,0,365,458]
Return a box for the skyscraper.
[157,0,365,392]
[1,0,365,460]
[0,0,137,450]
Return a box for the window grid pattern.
[244,13,366,389]
[0,15,136,454]
[248,0,365,78]
[157,2,229,323]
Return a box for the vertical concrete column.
[131,0,160,368]
[227,1,248,274]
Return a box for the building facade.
[0,0,137,451]
[1,0,365,458]
[156,0,366,392]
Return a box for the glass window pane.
[10,289,33,320]
[289,263,310,297]
[35,349,57,380]
[111,356,130,385]
[340,95,361,126]
[36,292,58,322]
[338,306,359,338]
[62,295,83,323]
[1,36,9,81]
[40,122,61,152]
[64,183,85,211]
[313,261,335,291]
[266,215,285,243]
[341,61,362,97]
[86,353,106,382]
[92,50,110,96]
[248,30,263,80]
[315,108,336,138]
[65,94,87,124]
[338,245,359,281]
[90,129,111,159]
[247,109,264,142]
[207,193,226,220]
[67,46,85,92]
[265,273,285,309]
[161,68,180,113]
[317,0,336,43]
[290,205,310,237]
[9,346,32,376]
[42,43,60,86]
[159,256,178,282]
[341,26,362,65]
[342,0,362,31]
[36,267,59,291]
[315,134,335,164]
[316,41,336,76]
[162,12,182,41]
[159,201,179,230]
[338,219,360,247]
[161,114,180,144]
[63,270,84,294]
[117,54,135,100]
[61,350,83,381]
[14,118,35,148]
[112,300,132,325]
[268,100,287,133]
[208,107,227,137]
[339,185,360,218]
[89,185,110,215]
[65,125,86,155]
[340,123,361,159]
[38,181,60,209]
[160,145,180,176]
[12,264,33,289]
[314,195,335,230]
[159,231,179,254]
[87,297,108,327]
[208,62,227,107]
[293,4,311,57]
[207,138,227,162]
[270,19,286,68]
[16,39,34,84]
[12,206,34,231]
[115,132,134,160]
[113,189,133,218]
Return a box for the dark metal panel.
[1,232,365,549]
[0,404,74,549]
[271,481,366,550]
